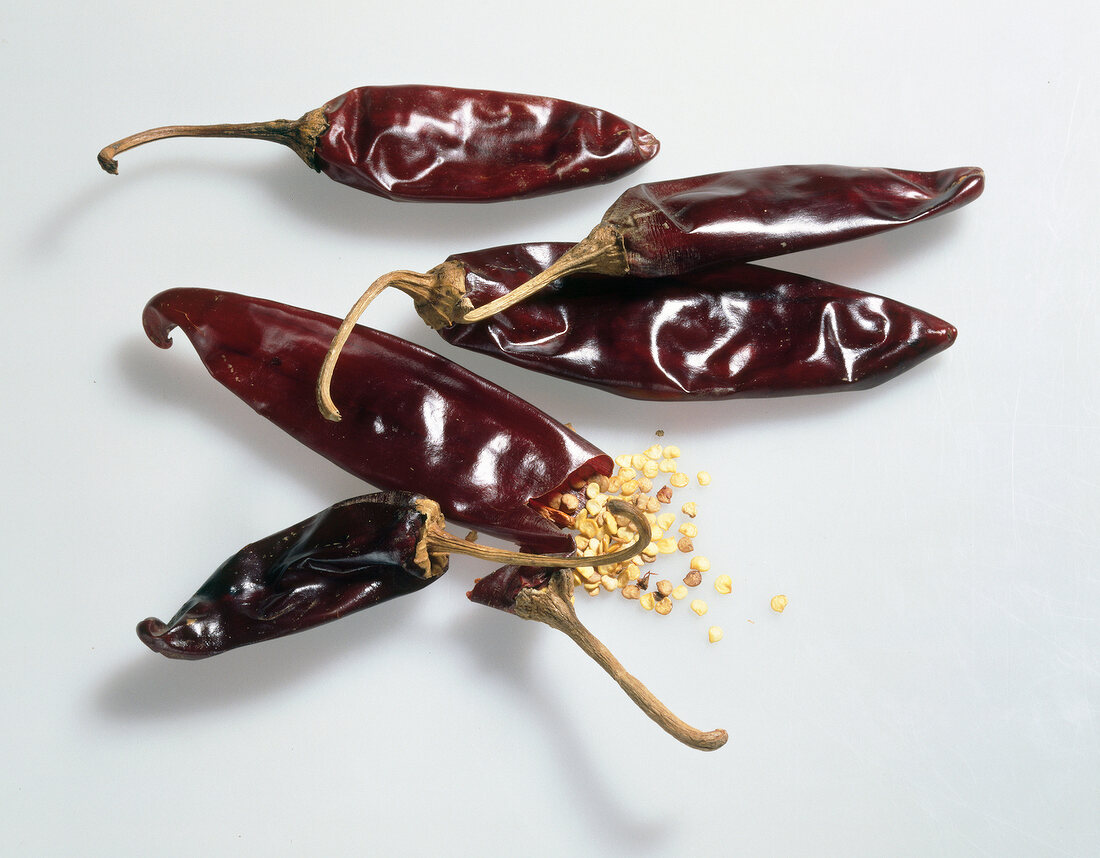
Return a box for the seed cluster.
[560,441,733,642]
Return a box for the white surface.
[2,1,1097,855]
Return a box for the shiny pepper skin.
[143,288,611,554]
[139,492,448,660]
[316,85,659,201]
[439,243,957,400]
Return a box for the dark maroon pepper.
[143,287,611,554]
[438,242,958,401]
[98,84,659,202]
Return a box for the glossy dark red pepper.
[143,287,610,554]
[99,85,659,202]
[438,243,957,401]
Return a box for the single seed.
[574,535,589,551]
[606,476,623,493]
[770,594,789,613]
[636,477,653,493]
[697,471,712,486]
[708,626,723,643]
[621,479,639,496]
[577,566,599,584]
[570,476,587,490]
[640,593,656,611]
[690,556,711,573]
[644,444,664,460]
[644,512,657,526]
[585,499,604,516]
[656,537,678,554]
[715,575,732,595]
[655,598,673,615]
[586,482,600,499]
[690,599,708,616]
[631,454,647,469]
[678,522,698,538]
[657,512,676,531]
[670,472,690,488]
[664,445,681,459]
[622,584,641,600]
[681,501,698,518]
[643,541,658,555]
[614,454,632,468]
[546,493,563,510]
[585,584,600,596]
[650,526,664,540]
[672,585,688,600]
[600,575,619,592]
[646,497,661,513]
[656,429,665,437]
[560,494,579,512]
[659,458,677,473]
[619,467,637,481]
[656,486,674,504]
[656,579,673,597]
[579,519,598,539]
[642,460,660,479]
[677,537,694,553]
[604,516,618,537]
[616,569,631,587]
[683,570,702,587]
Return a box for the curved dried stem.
[458,223,628,324]
[429,499,650,569]
[316,270,435,422]
[515,570,728,752]
[97,108,328,173]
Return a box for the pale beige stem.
[430,500,650,568]
[316,271,435,422]
[514,570,728,752]
[97,109,328,173]
[458,223,628,323]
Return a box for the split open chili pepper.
[98,84,659,202]
[144,287,609,555]
[138,487,725,750]
[315,164,982,415]
[436,244,958,401]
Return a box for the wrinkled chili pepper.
[436,244,958,401]
[98,85,659,202]
[315,164,982,415]
[139,491,647,660]
[144,287,608,555]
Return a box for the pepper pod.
[316,164,982,415]
[141,490,726,751]
[98,84,659,202]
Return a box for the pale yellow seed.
[697,471,712,486]
[664,445,681,458]
[585,584,600,596]
[574,535,589,551]
[644,541,659,555]
[656,537,678,554]
[620,479,639,496]
[672,585,688,600]
[631,454,647,469]
[640,593,656,611]
[642,460,660,478]
[708,626,724,643]
[715,575,732,595]
[585,499,604,516]
[646,497,662,513]
[577,566,599,584]
[690,599,708,616]
[644,512,657,526]
[655,597,673,615]
[670,472,690,488]
[618,467,637,481]
[690,556,711,573]
[606,476,623,494]
[636,477,653,493]
[614,454,632,468]
[604,516,618,538]
[681,501,698,518]
[771,594,789,613]
[572,571,582,586]
[585,482,600,499]
[644,444,664,460]
[659,458,678,473]
[600,575,619,592]
[650,527,664,540]
[657,512,676,531]
[579,519,598,539]
[678,522,698,538]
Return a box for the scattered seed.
[664,445,681,459]
[656,537,678,554]
[690,556,711,573]
[681,501,697,518]
[606,476,622,493]
[690,599,708,616]
[708,626,723,643]
[631,454,647,469]
[642,460,660,478]
[697,471,712,486]
[560,494,579,512]
[614,454,632,468]
[655,597,673,615]
[586,481,600,499]
[646,497,661,513]
[670,472,690,488]
[622,584,641,600]
[656,579,673,597]
[574,535,589,551]
[585,498,604,516]
[659,458,678,473]
[600,575,619,592]
[715,575,732,595]
[644,444,664,460]
[770,594,789,613]
[656,486,674,504]
[683,570,702,587]
[620,479,639,496]
[656,429,665,437]
[618,467,637,481]
[671,585,688,600]
[636,477,653,493]
[640,593,656,611]
[677,537,694,553]
[678,522,698,538]
[656,513,675,531]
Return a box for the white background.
[2,1,1097,855]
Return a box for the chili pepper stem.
[317,263,472,421]
[429,499,650,568]
[97,108,329,174]
[514,569,728,752]
[459,223,628,323]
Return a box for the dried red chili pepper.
[138,491,647,660]
[98,85,659,202]
[143,287,608,554]
[315,164,982,414]
[436,243,958,401]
